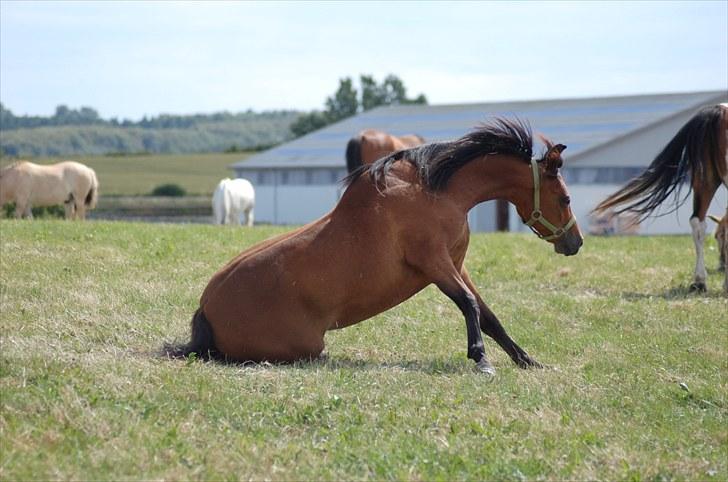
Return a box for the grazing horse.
[212,178,255,227]
[168,119,582,374]
[593,104,728,292]
[346,129,426,173]
[0,161,98,220]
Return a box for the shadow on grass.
[156,346,495,375]
[621,285,728,300]
[299,355,473,375]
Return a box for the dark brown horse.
[168,119,583,374]
[346,129,426,173]
[593,103,727,292]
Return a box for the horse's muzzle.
[554,231,583,256]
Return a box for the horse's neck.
[443,155,527,213]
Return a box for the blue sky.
[1,0,726,121]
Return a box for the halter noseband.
[524,158,576,241]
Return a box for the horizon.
[1,1,726,121]
[2,87,726,122]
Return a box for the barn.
[231,91,727,234]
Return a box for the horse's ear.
[545,144,566,174]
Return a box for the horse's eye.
[561,196,571,206]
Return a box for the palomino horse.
[593,104,728,292]
[168,118,582,374]
[212,178,255,227]
[346,129,425,173]
[0,161,98,220]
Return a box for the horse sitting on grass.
[168,118,582,374]
[346,129,426,173]
[0,161,99,220]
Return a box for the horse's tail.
[164,308,218,360]
[346,136,362,174]
[592,104,724,222]
[85,170,99,209]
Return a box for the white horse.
[212,178,255,226]
[0,161,99,220]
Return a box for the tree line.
[0,74,426,157]
[0,103,297,131]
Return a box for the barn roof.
[232,91,726,170]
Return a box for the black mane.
[343,117,535,191]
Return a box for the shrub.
[2,202,65,218]
[150,183,186,197]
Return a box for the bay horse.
[593,104,728,292]
[212,178,255,226]
[346,129,426,173]
[0,161,99,220]
[168,118,583,374]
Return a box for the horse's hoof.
[475,359,496,376]
[689,282,707,293]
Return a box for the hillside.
[0,109,301,157]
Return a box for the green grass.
[1,220,726,480]
[1,152,250,196]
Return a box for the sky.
[1,0,726,121]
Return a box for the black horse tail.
[85,170,99,209]
[84,185,96,207]
[593,104,724,222]
[345,136,363,174]
[165,308,218,360]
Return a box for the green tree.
[362,74,427,110]
[360,75,387,111]
[290,111,330,138]
[324,77,358,122]
[289,74,428,138]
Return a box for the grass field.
[1,152,250,196]
[1,220,726,480]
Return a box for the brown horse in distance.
[346,129,426,173]
[168,119,583,374]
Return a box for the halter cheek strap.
[524,158,576,241]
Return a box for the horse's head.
[513,141,583,256]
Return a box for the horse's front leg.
[409,247,494,374]
[461,268,542,369]
[245,208,254,227]
[689,216,708,292]
[64,200,75,219]
[18,203,32,219]
[75,201,86,220]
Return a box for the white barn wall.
[468,201,497,232]
[509,185,727,236]
[252,184,341,225]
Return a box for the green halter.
[524,158,576,241]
